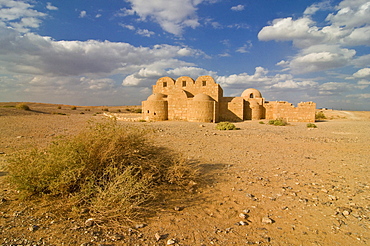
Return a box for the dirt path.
[0,105,369,245]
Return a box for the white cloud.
[353,68,370,79]
[304,1,332,16]
[119,23,136,30]
[46,2,58,11]
[350,93,370,99]
[319,81,354,95]
[79,10,87,18]
[326,0,370,28]
[136,28,155,37]
[0,0,47,32]
[231,5,244,11]
[0,26,202,86]
[270,80,318,89]
[236,41,252,53]
[289,45,356,74]
[123,0,205,35]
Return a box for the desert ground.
[0,102,369,245]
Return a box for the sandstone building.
[142,76,316,123]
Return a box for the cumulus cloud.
[258,0,370,74]
[0,27,202,77]
[136,28,155,37]
[46,2,58,11]
[79,10,87,18]
[353,68,370,79]
[122,0,205,35]
[0,0,46,32]
[231,5,245,11]
[236,41,252,53]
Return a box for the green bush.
[71,106,77,110]
[259,121,264,124]
[315,111,326,120]
[307,123,317,128]
[216,122,236,130]
[102,108,109,112]
[268,118,288,126]
[133,109,142,113]
[15,103,30,111]
[7,120,197,223]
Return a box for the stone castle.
[142,76,316,123]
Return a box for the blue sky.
[0,0,369,110]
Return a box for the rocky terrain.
[0,103,369,245]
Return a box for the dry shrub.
[7,119,197,224]
[216,122,236,130]
[315,111,326,120]
[268,118,288,126]
[15,103,30,110]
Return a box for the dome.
[193,93,213,101]
[147,93,166,101]
[241,88,262,99]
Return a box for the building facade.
[142,76,316,123]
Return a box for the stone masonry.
[142,76,316,123]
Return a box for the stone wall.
[264,101,316,122]
[142,76,316,123]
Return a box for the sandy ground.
[0,103,369,245]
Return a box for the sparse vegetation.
[57,106,62,109]
[268,118,288,126]
[15,103,30,111]
[216,122,236,130]
[52,112,67,115]
[307,123,317,128]
[7,119,197,225]
[315,111,326,121]
[71,106,77,110]
[133,109,142,113]
[259,121,265,124]
[102,108,109,112]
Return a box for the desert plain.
[0,102,369,245]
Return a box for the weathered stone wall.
[142,76,316,123]
[219,97,244,122]
[264,101,316,122]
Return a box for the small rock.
[238,221,248,226]
[242,209,250,214]
[167,238,176,245]
[174,206,183,211]
[342,210,350,216]
[29,225,39,232]
[155,233,162,241]
[262,217,273,224]
[135,223,146,229]
[85,218,94,227]
[239,213,247,219]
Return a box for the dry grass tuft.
[7,119,198,226]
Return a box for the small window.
[182,81,186,87]
[250,93,254,98]
[163,82,167,87]
[202,81,206,86]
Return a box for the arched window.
[250,93,254,98]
